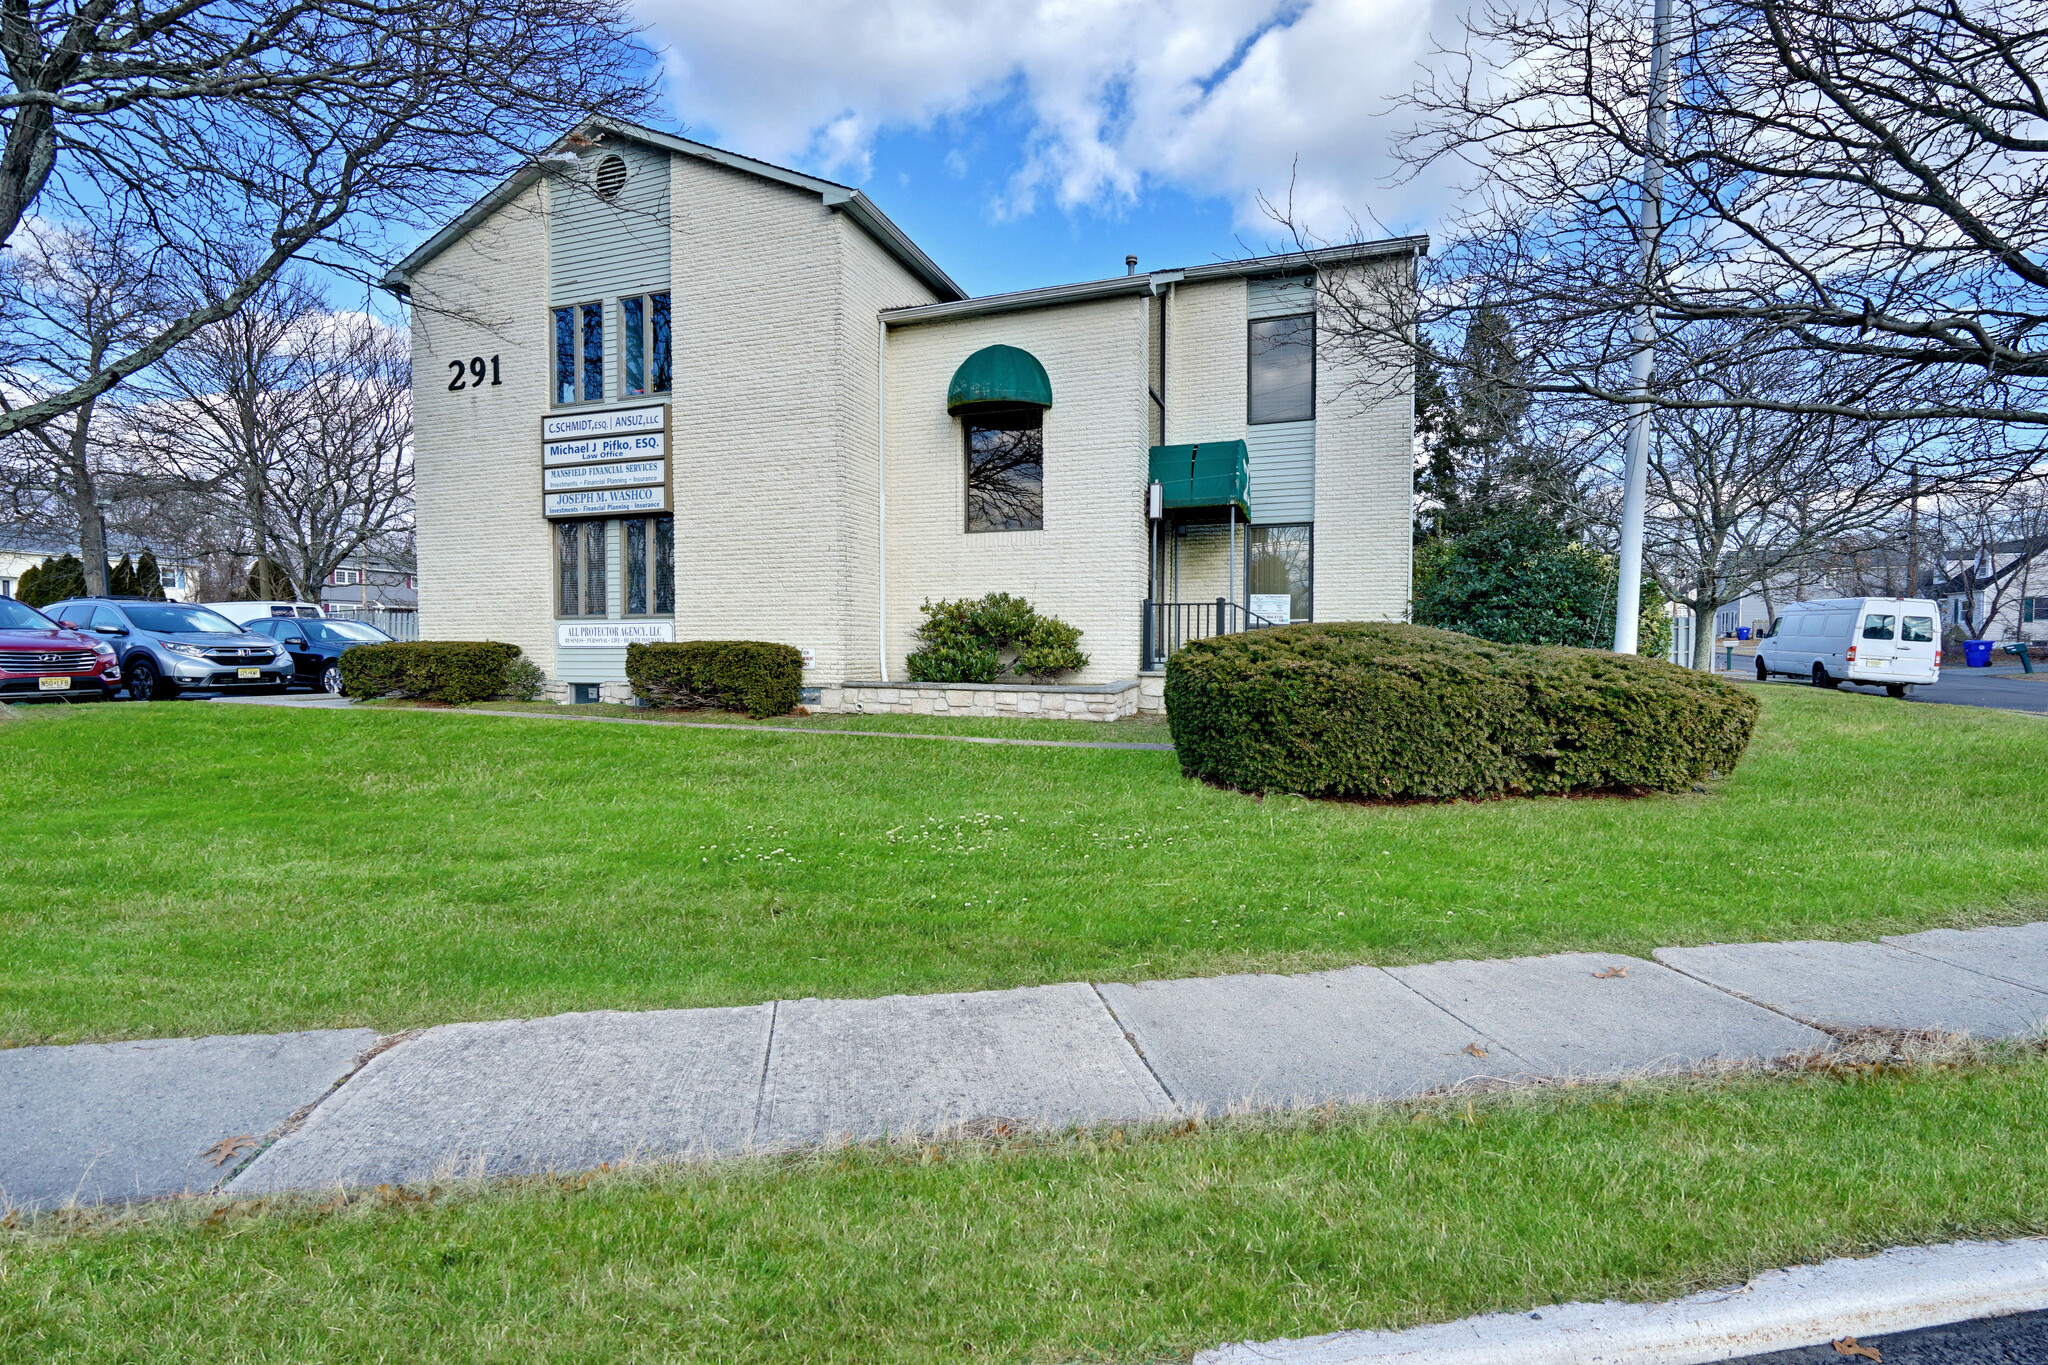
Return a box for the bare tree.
[0,0,651,438]
[138,275,411,602]
[0,223,175,590]
[1320,0,2048,438]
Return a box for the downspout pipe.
[877,316,889,682]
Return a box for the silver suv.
[46,597,294,701]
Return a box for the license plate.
[238,667,261,679]
[37,676,67,691]
[1863,659,1885,668]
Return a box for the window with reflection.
[557,521,610,616]
[620,292,673,398]
[619,515,675,615]
[1248,314,1315,424]
[1246,524,1313,622]
[965,406,1044,532]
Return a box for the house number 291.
[447,355,503,391]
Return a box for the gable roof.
[380,118,966,303]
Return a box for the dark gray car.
[46,597,294,700]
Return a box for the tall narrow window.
[625,517,648,614]
[619,516,674,615]
[965,407,1044,532]
[654,515,674,613]
[581,302,604,401]
[651,293,672,393]
[557,522,579,614]
[583,520,607,615]
[1248,314,1314,423]
[553,307,575,404]
[621,296,646,396]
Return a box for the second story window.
[1249,313,1314,424]
[620,293,672,398]
[553,303,605,404]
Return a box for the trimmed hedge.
[339,641,524,704]
[904,593,1090,683]
[626,641,802,718]
[1165,622,1758,799]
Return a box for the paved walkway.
[4,924,2045,1211]
[207,693,1180,750]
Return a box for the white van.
[206,600,326,628]
[1756,597,1940,696]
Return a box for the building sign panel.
[544,459,666,493]
[544,486,669,518]
[557,620,677,648]
[1248,593,1292,626]
[544,430,667,466]
[541,404,667,442]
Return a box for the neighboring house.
[1926,538,2048,642]
[0,536,199,603]
[318,557,417,616]
[385,118,1420,705]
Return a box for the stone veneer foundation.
[816,679,1149,721]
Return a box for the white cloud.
[632,0,1458,233]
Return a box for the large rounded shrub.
[1166,622,1758,799]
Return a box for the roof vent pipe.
[1126,254,1138,276]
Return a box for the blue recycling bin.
[1736,627,1751,641]
[1964,639,1995,667]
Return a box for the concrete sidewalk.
[4,924,2044,1212]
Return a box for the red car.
[0,597,120,701]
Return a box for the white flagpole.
[1614,0,1676,654]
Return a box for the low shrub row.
[626,641,802,718]
[1165,621,1758,799]
[338,641,526,704]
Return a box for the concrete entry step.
[1654,940,2048,1037]
[0,1028,375,1211]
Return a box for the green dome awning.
[947,345,1053,415]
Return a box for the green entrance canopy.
[1149,441,1249,517]
[947,345,1053,415]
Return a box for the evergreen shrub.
[339,641,523,704]
[1166,621,1758,799]
[904,593,1089,683]
[626,641,802,718]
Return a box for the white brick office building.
[388,119,1419,712]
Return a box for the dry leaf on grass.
[200,1134,257,1167]
[1592,966,1629,979]
[1833,1337,1881,1361]
[1463,1042,1488,1058]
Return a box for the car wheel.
[1755,656,1768,682]
[1887,683,1908,699]
[320,663,344,695]
[124,656,172,701]
[1812,662,1837,690]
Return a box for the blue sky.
[628,0,1462,299]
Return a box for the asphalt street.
[1723,1308,2048,1364]
[1748,665,2048,714]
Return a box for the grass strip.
[4,686,2047,1042]
[5,1056,2046,1363]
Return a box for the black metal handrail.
[1140,598,1283,670]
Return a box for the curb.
[1195,1238,2048,1364]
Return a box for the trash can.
[1736,627,1751,641]
[1964,639,1996,667]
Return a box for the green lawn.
[6,1057,2046,1363]
[3,686,2045,1043]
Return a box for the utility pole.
[1905,464,1920,598]
[1612,0,1677,654]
